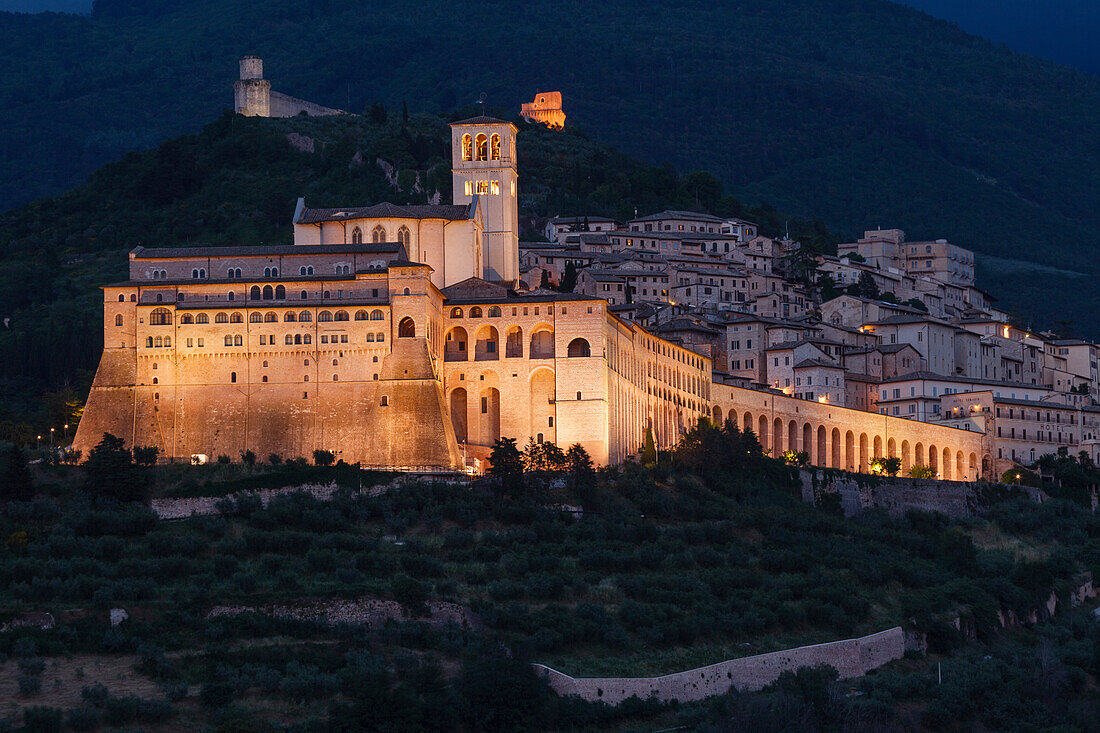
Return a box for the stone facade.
[74,115,992,476]
[534,627,905,705]
[711,380,988,479]
[520,91,566,128]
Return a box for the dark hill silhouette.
[0,0,1097,331]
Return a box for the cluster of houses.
[522,213,1100,475]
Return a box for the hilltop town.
[59,62,1096,488]
[529,214,1098,480]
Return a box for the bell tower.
[450,117,519,284]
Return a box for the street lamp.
[63,424,69,441]
[36,435,42,450]
[50,427,55,447]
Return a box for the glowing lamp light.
[818,395,828,403]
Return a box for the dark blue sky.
[1,0,1097,75]
[901,0,1100,74]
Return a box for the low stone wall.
[533,627,904,705]
[149,478,401,520]
[799,470,1045,518]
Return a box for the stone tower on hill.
[233,56,346,119]
[521,91,566,128]
[450,117,520,285]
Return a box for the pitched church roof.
[450,115,513,126]
[294,202,473,225]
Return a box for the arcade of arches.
[710,384,990,481]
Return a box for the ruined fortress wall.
[268,91,344,118]
[533,627,905,705]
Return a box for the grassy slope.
[2,455,1098,728]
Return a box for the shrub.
[65,705,100,731]
[81,684,109,707]
[199,681,234,708]
[18,674,42,696]
[22,706,62,733]
[268,453,283,465]
[313,449,335,467]
[909,465,936,479]
[216,455,231,464]
[392,574,429,616]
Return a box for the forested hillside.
[0,110,830,440]
[0,0,1098,330]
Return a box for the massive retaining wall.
[533,627,904,705]
[799,470,1046,518]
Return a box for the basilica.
[73,117,714,469]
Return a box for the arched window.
[262,285,273,300]
[461,133,473,161]
[118,294,125,302]
[366,333,376,342]
[475,133,488,161]
[146,337,153,348]
[450,307,463,318]
[294,334,302,345]
[303,334,311,344]
[567,338,591,357]
[351,226,363,244]
[177,293,185,302]
[264,267,271,277]
[299,266,307,276]
[271,267,278,277]
[318,311,333,322]
[152,377,158,385]
[334,311,349,321]
[224,335,233,346]
[228,269,236,278]
[115,314,124,326]
[156,294,163,302]
[180,314,193,324]
[196,313,209,324]
[150,307,172,325]
[250,286,261,300]
[164,337,171,347]
[403,288,410,295]
[354,310,367,321]
[264,312,277,323]
[284,312,296,322]
[299,311,312,322]
[300,290,308,300]
[372,225,386,243]
[490,133,501,160]
[228,292,235,301]
[398,226,410,247]
[376,332,384,342]
[235,268,242,278]
[275,285,285,299]
[230,313,243,323]
[470,306,483,318]
[487,306,501,317]
[398,317,415,338]
[285,334,293,345]
[192,269,199,279]
[234,335,243,346]
[369,309,384,321]
[130,294,136,302]
[307,266,314,275]
[249,312,263,323]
